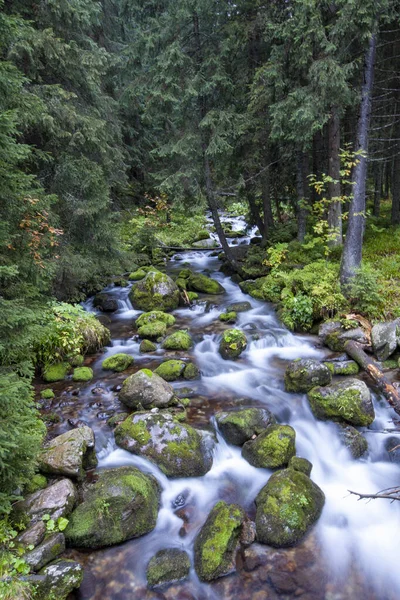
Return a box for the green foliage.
[42,514,69,533]
[345,266,384,318]
[0,518,33,600]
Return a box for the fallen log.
[344,340,400,416]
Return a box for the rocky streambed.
[27,225,400,600]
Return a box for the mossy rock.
[219,329,247,360]
[72,367,93,382]
[35,559,83,600]
[129,269,147,281]
[119,369,175,409]
[147,548,190,587]
[107,413,129,428]
[183,362,200,380]
[255,467,325,547]
[323,360,359,376]
[319,320,368,352]
[194,500,245,581]
[24,473,48,495]
[336,424,368,458]
[102,353,134,372]
[69,355,84,367]
[154,360,186,381]
[175,277,187,290]
[289,456,312,476]
[43,363,69,383]
[136,311,176,328]
[284,359,331,393]
[216,408,276,446]
[129,271,180,312]
[114,412,213,478]
[307,378,375,426]
[139,339,157,353]
[219,312,237,323]
[113,277,128,287]
[137,320,167,339]
[242,425,296,468]
[162,330,193,351]
[227,301,252,313]
[64,466,160,548]
[187,291,199,301]
[187,272,225,295]
[41,388,55,400]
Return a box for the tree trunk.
[296,150,307,242]
[327,106,342,246]
[344,340,400,416]
[391,105,400,224]
[373,162,382,217]
[261,169,274,241]
[245,179,264,233]
[340,30,377,286]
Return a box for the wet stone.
[146,548,190,587]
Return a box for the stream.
[38,215,400,600]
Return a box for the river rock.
[242,425,296,468]
[215,408,276,446]
[307,378,375,426]
[219,329,247,360]
[289,456,313,476]
[194,501,246,581]
[255,467,325,547]
[114,412,213,477]
[162,330,193,350]
[155,359,186,381]
[130,271,180,312]
[384,436,400,463]
[284,359,331,393]
[139,339,157,353]
[25,532,65,571]
[93,293,118,312]
[16,520,46,548]
[178,269,225,294]
[336,424,368,458]
[42,362,69,383]
[72,366,93,382]
[35,559,83,600]
[135,310,176,339]
[147,548,191,587]
[65,466,160,548]
[119,369,176,409]
[319,320,369,352]
[102,353,134,372]
[323,360,359,376]
[39,426,97,479]
[226,301,252,313]
[13,479,77,526]
[371,321,398,361]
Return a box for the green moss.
[72,367,93,382]
[140,368,153,378]
[129,269,147,280]
[154,360,186,381]
[130,271,180,312]
[115,418,152,445]
[307,380,374,426]
[41,388,55,399]
[242,425,296,468]
[187,291,199,301]
[219,329,247,360]
[323,361,359,376]
[289,456,312,476]
[136,311,176,328]
[162,330,193,351]
[107,413,129,428]
[187,272,225,295]
[147,549,190,587]
[383,359,398,369]
[102,353,134,372]
[284,359,331,393]
[70,354,84,367]
[183,363,200,380]
[176,277,187,290]
[219,312,237,322]
[43,363,69,383]
[24,473,47,494]
[139,339,157,353]
[180,397,190,407]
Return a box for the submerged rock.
[162,330,193,350]
[255,467,325,547]
[226,301,252,313]
[39,426,97,479]
[284,359,331,393]
[102,353,134,372]
[13,479,77,526]
[147,548,190,587]
[219,329,247,360]
[114,412,213,477]
[371,321,398,361]
[119,369,176,410]
[384,436,400,463]
[93,293,118,312]
[336,424,368,458]
[194,500,246,581]
[65,466,160,548]
[242,425,296,468]
[307,378,375,426]
[130,271,180,312]
[35,559,83,600]
[215,408,276,446]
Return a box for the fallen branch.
[348,486,400,501]
[344,340,400,416]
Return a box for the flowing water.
[37,216,400,600]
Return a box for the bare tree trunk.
[340,30,377,286]
[296,150,307,242]
[327,106,342,246]
[391,105,400,224]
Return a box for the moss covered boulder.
[215,408,276,446]
[162,330,193,351]
[72,367,93,382]
[129,268,147,281]
[336,424,368,458]
[43,363,69,383]
[323,360,359,376]
[219,311,237,323]
[187,272,225,295]
[194,501,246,581]
[307,378,375,426]
[102,353,134,372]
[255,467,325,547]
[183,362,200,380]
[284,359,331,393]
[319,320,369,352]
[41,388,55,400]
[130,271,180,312]
[114,412,213,477]
[39,426,97,479]
[289,456,313,476]
[119,369,176,409]
[155,360,186,381]
[242,425,296,468]
[34,559,83,600]
[147,548,190,587]
[219,329,247,360]
[65,466,159,548]
[136,311,175,338]
[139,339,157,353]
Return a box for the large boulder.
[130,271,180,312]
[179,270,225,294]
[255,467,325,547]
[307,378,375,426]
[284,359,331,393]
[219,329,247,360]
[319,320,368,352]
[93,293,118,312]
[162,330,193,350]
[12,479,77,526]
[65,466,160,548]
[135,311,176,339]
[39,426,97,479]
[242,425,296,468]
[34,559,83,600]
[371,321,398,361]
[147,548,190,587]
[119,369,176,410]
[114,412,213,478]
[194,501,246,581]
[215,408,276,446]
